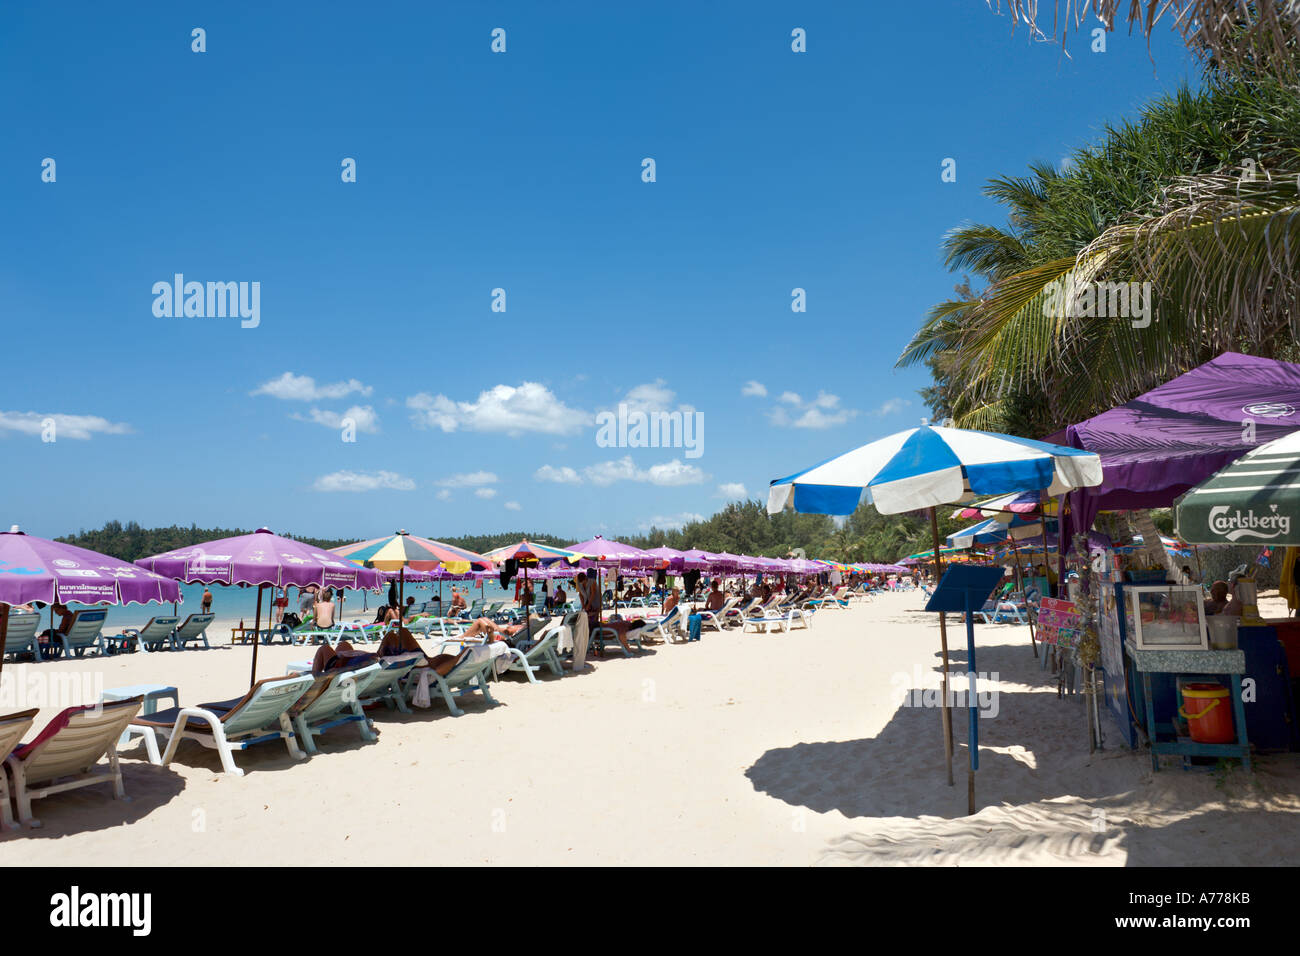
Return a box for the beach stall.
[768,423,1102,812]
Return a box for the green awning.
[1174,430,1300,545]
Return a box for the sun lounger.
[172,612,215,649]
[643,604,686,644]
[1,610,43,662]
[0,708,37,829]
[130,674,317,776]
[357,653,422,712]
[112,615,180,654]
[501,618,565,682]
[288,662,381,754]
[741,607,807,633]
[412,643,498,716]
[696,597,740,631]
[5,697,143,827]
[591,619,644,657]
[58,608,110,658]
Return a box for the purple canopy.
[566,536,657,569]
[646,546,710,571]
[0,526,181,607]
[1062,352,1300,546]
[135,527,385,591]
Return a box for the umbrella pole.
[930,507,955,787]
[250,583,265,688]
[523,563,531,644]
[1012,543,1037,657]
[0,603,8,681]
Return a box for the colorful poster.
[1037,596,1081,648]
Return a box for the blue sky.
[0,1,1194,542]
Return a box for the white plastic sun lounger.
[5,697,143,827]
[58,608,110,658]
[113,615,181,654]
[0,708,38,829]
[412,644,498,716]
[172,612,216,649]
[288,662,382,754]
[130,674,316,776]
[1,610,43,662]
[696,597,740,631]
[501,618,565,682]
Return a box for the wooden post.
[0,603,8,681]
[930,507,955,787]
[1011,542,1038,657]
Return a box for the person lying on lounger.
[599,614,648,650]
[377,624,426,657]
[310,639,378,674]
[459,614,547,644]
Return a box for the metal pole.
[1011,542,1038,657]
[0,603,8,681]
[250,582,265,688]
[930,506,955,787]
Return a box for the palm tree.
[986,1,1300,85]
[900,67,1300,433]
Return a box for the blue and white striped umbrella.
[767,425,1102,516]
[946,513,1046,549]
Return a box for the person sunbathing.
[703,581,726,612]
[377,624,425,657]
[449,591,467,616]
[460,614,546,644]
[310,639,378,674]
[600,614,648,650]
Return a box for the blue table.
[103,683,179,753]
[1124,642,1251,772]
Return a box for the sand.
[2,590,1298,866]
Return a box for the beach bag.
[282,612,301,629]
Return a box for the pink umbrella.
[0,525,182,677]
[137,527,384,686]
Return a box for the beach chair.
[57,608,110,658]
[258,623,297,645]
[695,597,738,631]
[5,697,143,827]
[0,708,37,829]
[643,604,686,644]
[1,610,43,662]
[357,653,421,712]
[591,619,644,657]
[111,615,180,654]
[130,674,316,776]
[172,612,215,649]
[288,662,382,754]
[413,644,498,716]
[501,618,566,682]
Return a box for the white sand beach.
[2,590,1297,866]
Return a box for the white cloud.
[435,489,452,501]
[0,412,131,441]
[253,372,373,402]
[436,471,498,488]
[718,482,747,499]
[474,488,498,499]
[504,501,522,511]
[741,381,767,398]
[293,405,380,433]
[638,512,705,531]
[769,391,857,429]
[622,379,677,415]
[407,383,590,436]
[584,456,707,487]
[313,470,415,492]
[873,397,910,416]
[535,465,582,484]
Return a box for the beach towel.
[687,613,702,642]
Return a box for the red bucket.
[1178,682,1234,744]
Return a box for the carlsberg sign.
[1208,505,1293,541]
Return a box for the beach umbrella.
[1175,429,1300,545]
[566,536,657,637]
[482,540,585,643]
[137,527,385,687]
[768,423,1102,806]
[0,526,182,679]
[330,530,492,615]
